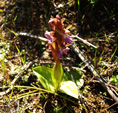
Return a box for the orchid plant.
[33,15,84,99]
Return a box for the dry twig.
[15,32,48,42]
[72,43,118,103]
[71,35,98,49]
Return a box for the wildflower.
[44,15,73,63]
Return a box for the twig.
[100,64,118,76]
[72,43,118,103]
[101,102,118,112]
[87,32,116,42]
[71,35,98,49]
[0,60,38,97]
[15,32,98,50]
[15,32,48,42]
[72,66,86,73]
[99,61,118,68]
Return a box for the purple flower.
[58,47,70,58]
[45,31,53,43]
[63,34,73,44]
[63,47,70,53]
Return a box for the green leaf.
[76,78,84,89]
[62,71,84,89]
[59,81,78,99]
[33,66,55,93]
[52,63,63,90]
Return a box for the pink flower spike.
[45,31,53,43]
[64,34,73,43]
